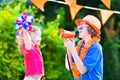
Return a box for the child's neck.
[83,35,92,44]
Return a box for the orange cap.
[75,15,101,35]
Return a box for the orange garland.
[72,37,100,78]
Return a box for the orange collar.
[72,37,100,78]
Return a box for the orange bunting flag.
[65,0,84,20]
[70,5,84,20]
[65,0,76,7]
[101,0,111,9]
[100,9,114,25]
[31,0,47,12]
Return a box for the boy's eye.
[79,27,83,30]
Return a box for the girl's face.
[77,22,89,39]
[30,31,41,45]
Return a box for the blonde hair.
[16,33,24,49]
[31,26,41,36]
[16,26,41,48]
[30,26,41,42]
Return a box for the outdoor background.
[0,0,120,80]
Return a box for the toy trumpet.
[60,28,75,39]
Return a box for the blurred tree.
[102,16,120,80]
[0,0,120,80]
[0,3,25,80]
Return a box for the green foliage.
[0,4,25,80]
[102,19,120,80]
[103,37,120,80]
[37,11,73,80]
[41,21,72,79]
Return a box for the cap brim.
[75,19,85,26]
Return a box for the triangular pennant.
[101,0,111,9]
[70,5,84,20]
[31,0,47,12]
[100,9,114,24]
[65,0,76,7]
[65,0,84,20]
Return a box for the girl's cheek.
[35,37,41,44]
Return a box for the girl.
[16,26,44,80]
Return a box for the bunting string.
[31,0,120,24]
[47,0,120,15]
[48,0,67,5]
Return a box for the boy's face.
[77,22,89,39]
